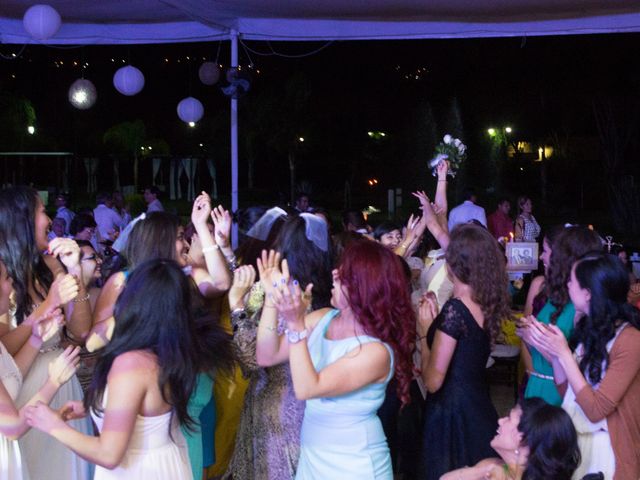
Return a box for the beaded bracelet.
[73,292,91,303]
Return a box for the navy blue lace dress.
[420,299,498,480]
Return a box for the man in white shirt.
[144,186,164,213]
[93,192,122,244]
[448,187,487,231]
[54,194,75,236]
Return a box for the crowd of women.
[0,159,638,480]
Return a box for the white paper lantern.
[198,62,220,86]
[68,79,97,110]
[23,4,61,40]
[177,97,204,124]
[113,65,145,96]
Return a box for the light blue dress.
[296,309,394,480]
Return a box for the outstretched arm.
[25,351,151,469]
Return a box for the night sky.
[1,33,640,224]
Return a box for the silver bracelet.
[202,245,220,254]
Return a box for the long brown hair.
[446,224,512,342]
[545,226,602,323]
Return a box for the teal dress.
[182,373,215,479]
[524,300,575,406]
[296,309,394,480]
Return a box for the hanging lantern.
[177,97,204,124]
[23,4,62,40]
[198,62,220,85]
[68,79,97,110]
[113,65,145,96]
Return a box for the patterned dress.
[223,284,305,480]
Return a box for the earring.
[514,448,519,456]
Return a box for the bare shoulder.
[345,340,390,363]
[529,275,545,293]
[305,308,334,330]
[104,271,127,291]
[110,350,158,374]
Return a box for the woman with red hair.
[259,239,415,479]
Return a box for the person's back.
[448,189,486,231]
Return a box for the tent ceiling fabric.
[1,0,640,43]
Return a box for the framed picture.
[505,242,539,272]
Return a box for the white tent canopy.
[2,1,639,245]
[1,0,640,44]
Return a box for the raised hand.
[228,265,256,311]
[48,346,81,387]
[436,160,449,179]
[48,238,81,271]
[211,205,232,249]
[272,278,312,331]
[417,291,439,336]
[30,306,65,343]
[412,191,437,221]
[402,214,420,244]
[58,400,87,422]
[191,192,212,227]
[45,274,80,308]
[256,250,286,296]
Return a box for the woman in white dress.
[25,259,218,479]
[0,186,93,480]
[526,252,640,479]
[1,261,81,479]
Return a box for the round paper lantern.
[23,4,61,40]
[177,97,204,124]
[68,79,97,110]
[113,65,145,96]
[198,62,220,86]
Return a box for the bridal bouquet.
[429,134,467,177]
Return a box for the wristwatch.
[285,328,308,344]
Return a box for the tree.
[593,98,640,236]
[103,120,146,189]
[0,93,36,150]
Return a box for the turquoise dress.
[182,373,214,479]
[296,309,394,480]
[524,300,575,406]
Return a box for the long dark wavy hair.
[0,186,53,322]
[338,240,416,405]
[123,212,181,270]
[85,259,234,431]
[519,397,580,480]
[446,224,512,343]
[545,226,602,324]
[274,215,333,310]
[570,252,640,384]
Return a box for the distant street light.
[505,127,512,133]
[298,137,305,142]
[188,122,196,127]
[487,128,496,136]
[367,131,387,139]
[27,126,35,135]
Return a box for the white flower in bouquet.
[443,134,452,144]
[453,138,461,148]
[459,143,466,154]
